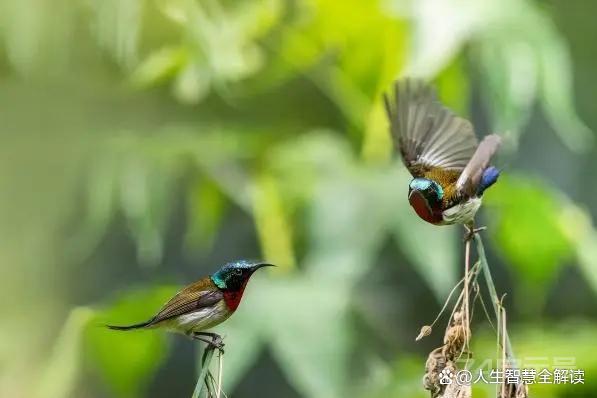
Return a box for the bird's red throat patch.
[408,190,442,224]
[223,279,249,311]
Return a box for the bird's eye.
[235,269,243,275]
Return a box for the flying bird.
[107,260,274,349]
[384,79,501,233]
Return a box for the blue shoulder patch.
[477,167,500,195]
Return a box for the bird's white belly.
[441,197,482,225]
[166,300,232,334]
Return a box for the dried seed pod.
[423,347,447,396]
[416,325,433,341]
[443,381,471,398]
[515,384,529,398]
[442,311,471,360]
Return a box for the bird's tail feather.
[106,319,154,331]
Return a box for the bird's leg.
[194,331,224,346]
[463,223,486,241]
[190,335,215,347]
[191,331,225,353]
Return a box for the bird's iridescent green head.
[409,178,443,200]
[408,178,444,224]
[211,260,274,291]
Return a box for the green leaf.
[484,175,574,304]
[361,99,393,164]
[435,56,470,117]
[576,230,597,294]
[267,278,351,398]
[85,287,177,398]
[267,132,352,210]
[130,46,188,88]
[158,0,281,103]
[404,0,489,78]
[34,307,95,398]
[185,175,227,252]
[266,132,459,298]
[362,356,433,398]
[252,173,296,271]
[557,202,597,294]
[407,0,591,152]
[292,134,390,284]
[173,62,211,104]
[118,153,174,266]
[487,175,597,299]
[264,0,408,131]
[538,30,594,152]
[475,38,537,150]
[89,0,143,67]
[306,167,395,284]
[68,149,118,260]
[1,0,75,75]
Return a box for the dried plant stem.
[474,235,516,362]
[501,303,507,398]
[463,239,471,354]
[475,234,528,397]
[421,232,528,397]
[192,345,225,398]
[216,350,224,398]
[192,346,214,398]
[416,261,482,342]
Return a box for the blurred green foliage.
[485,176,574,309]
[85,288,177,397]
[1,0,596,397]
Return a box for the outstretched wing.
[151,279,223,325]
[384,79,478,177]
[455,134,501,196]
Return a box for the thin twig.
[193,343,226,398]
[500,302,507,398]
[433,277,466,327]
[447,261,481,333]
[216,350,223,398]
[192,345,215,398]
[417,277,466,341]
[206,370,215,397]
[475,282,497,332]
[463,238,472,357]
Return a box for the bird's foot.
[463,225,486,242]
[192,332,225,353]
[209,335,225,353]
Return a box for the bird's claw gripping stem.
[191,332,225,354]
[210,335,225,352]
[463,224,486,242]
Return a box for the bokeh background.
[1,0,596,397]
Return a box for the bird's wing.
[151,279,223,324]
[455,134,501,196]
[384,79,478,177]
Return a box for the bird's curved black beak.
[253,263,276,271]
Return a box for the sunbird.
[107,260,274,349]
[384,79,501,233]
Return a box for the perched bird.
[384,79,501,232]
[107,260,274,349]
